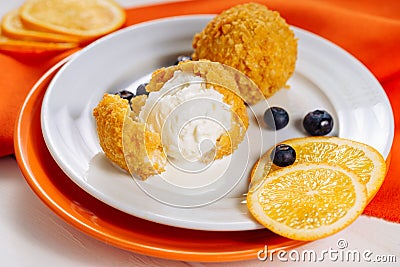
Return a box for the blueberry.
[270,144,296,167]
[263,106,289,130]
[115,90,134,101]
[136,83,149,96]
[303,110,334,136]
[174,55,192,65]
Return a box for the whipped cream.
[138,71,232,162]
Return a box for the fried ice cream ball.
[93,60,255,180]
[192,3,297,100]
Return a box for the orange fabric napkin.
[1,0,399,222]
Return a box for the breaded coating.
[93,94,130,171]
[93,94,166,179]
[146,60,251,160]
[129,94,147,116]
[192,3,297,100]
[122,115,166,179]
[147,59,262,105]
[213,84,248,160]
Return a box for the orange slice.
[19,0,126,42]
[0,29,78,53]
[251,137,386,202]
[247,163,367,241]
[1,9,80,43]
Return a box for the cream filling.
[138,71,232,162]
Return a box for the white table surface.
[1,1,399,266]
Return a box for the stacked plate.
[15,15,394,262]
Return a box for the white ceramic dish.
[41,15,394,231]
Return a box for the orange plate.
[14,59,306,262]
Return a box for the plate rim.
[40,14,395,231]
[14,57,307,262]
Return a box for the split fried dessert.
[93,60,258,179]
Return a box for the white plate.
[41,15,394,231]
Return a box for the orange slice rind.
[247,163,367,241]
[19,0,126,42]
[1,9,80,43]
[251,136,387,202]
[0,29,78,53]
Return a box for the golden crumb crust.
[122,114,166,179]
[93,94,166,179]
[147,59,262,105]
[214,84,248,159]
[192,3,297,99]
[93,94,130,171]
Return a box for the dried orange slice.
[251,137,386,202]
[1,9,80,43]
[19,0,126,42]
[0,29,78,53]
[247,163,367,241]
